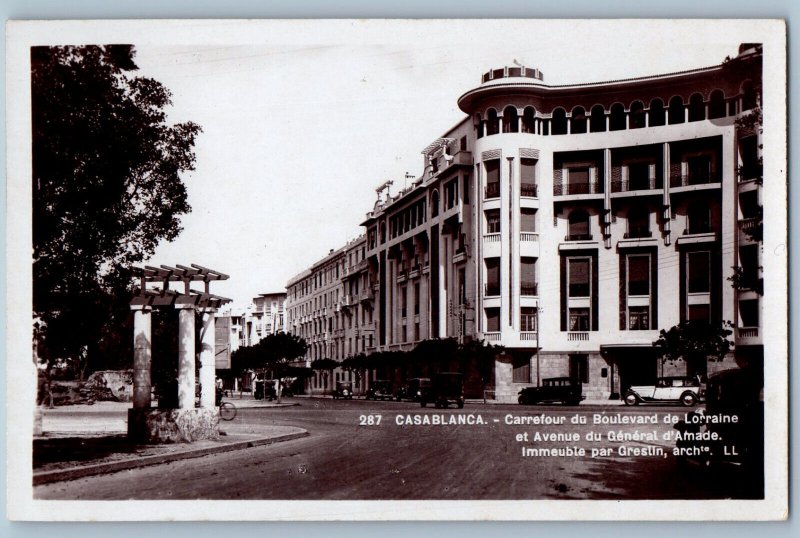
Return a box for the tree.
[231,332,308,401]
[31,45,201,377]
[653,321,734,377]
[311,358,339,394]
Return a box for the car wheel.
[680,392,697,407]
[457,400,464,409]
[518,395,528,405]
[421,401,427,407]
[624,393,639,406]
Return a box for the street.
[35,398,760,500]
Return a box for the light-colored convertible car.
[624,376,705,407]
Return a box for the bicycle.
[217,392,237,421]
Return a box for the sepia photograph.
[5,19,788,520]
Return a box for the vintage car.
[518,377,584,406]
[421,372,464,409]
[395,377,431,401]
[673,368,764,494]
[365,380,394,400]
[332,380,354,400]
[624,375,705,407]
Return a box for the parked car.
[624,375,705,407]
[365,380,394,400]
[395,377,431,401]
[518,377,584,406]
[333,380,354,400]
[421,372,464,409]
[673,368,764,494]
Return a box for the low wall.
[128,408,219,444]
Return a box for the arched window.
[571,106,587,134]
[629,101,646,129]
[686,201,710,235]
[589,104,606,132]
[568,210,591,241]
[551,107,567,135]
[708,90,726,119]
[609,103,626,131]
[688,93,705,122]
[503,106,519,133]
[486,108,500,136]
[475,114,484,139]
[627,207,650,238]
[522,107,536,133]
[431,191,439,218]
[649,98,666,127]
[668,96,685,125]
[741,80,758,111]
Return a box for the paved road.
[35,398,760,500]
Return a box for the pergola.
[128,264,231,442]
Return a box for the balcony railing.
[670,171,718,188]
[520,284,538,296]
[739,218,759,234]
[611,177,658,192]
[485,183,500,199]
[565,234,593,241]
[485,332,501,341]
[520,331,538,341]
[738,327,759,338]
[520,183,538,197]
[484,233,501,242]
[554,181,602,196]
[520,232,538,242]
[567,331,589,341]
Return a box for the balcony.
[409,264,421,279]
[738,327,759,338]
[396,269,407,283]
[567,331,589,341]
[610,177,659,194]
[565,233,593,242]
[623,230,652,239]
[520,183,538,197]
[485,182,500,199]
[520,232,538,242]
[484,233,501,243]
[453,247,467,264]
[554,181,602,196]
[737,164,763,183]
[669,171,719,188]
[520,331,538,341]
[484,332,501,342]
[739,217,760,235]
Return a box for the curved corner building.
[290,44,763,402]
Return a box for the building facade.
[286,44,763,402]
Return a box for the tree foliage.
[653,320,734,363]
[231,332,308,376]
[31,45,201,374]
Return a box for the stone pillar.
[177,304,196,409]
[131,305,153,408]
[199,309,216,408]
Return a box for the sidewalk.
[34,400,307,485]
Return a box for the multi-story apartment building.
[286,44,763,403]
[286,235,374,394]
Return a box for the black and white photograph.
[5,19,788,520]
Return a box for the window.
[688,93,705,122]
[520,208,536,232]
[486,210,501,234]
[628,162,651,190]
[708,90,726,119]
[520,307,537,331]
[400,286,407,318]
[629,101,646,129]
[522,107,536,133]
[485,307,501,331]
[628,306,650,330]
[687,251,711,293]
[741,80,757,111]
[521,258,537,296]
[687,155,711,184]
[512,353,531,383]
[487,109,499,135]
[414,283,420,315]
[668,96,685,124]
[739,299,759,327]
[520,158,537,196]
[431,191,439,217]
[688,304,710,322]
[687,201,711,234]
[568,258,590,297]
[627,208,650,239]
[567,167,590,194]
[568,210,591,241]
[485,160,500,198]
[628,255,650,296]
[609,103,626,131]
[485,258,501,296]
[569,354,589,383]
[463,174,470,204]
[739,136,760,179]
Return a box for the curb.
[33,429,309,486]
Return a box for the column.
[177,304,196,409]
[131,305,153,408]
[438,231,447,337]
[199,308,216,408]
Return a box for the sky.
[125,20,752,307]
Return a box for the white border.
[5,19,788,521]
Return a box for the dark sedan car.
[365,380,394,400]
[518,377,584,406]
